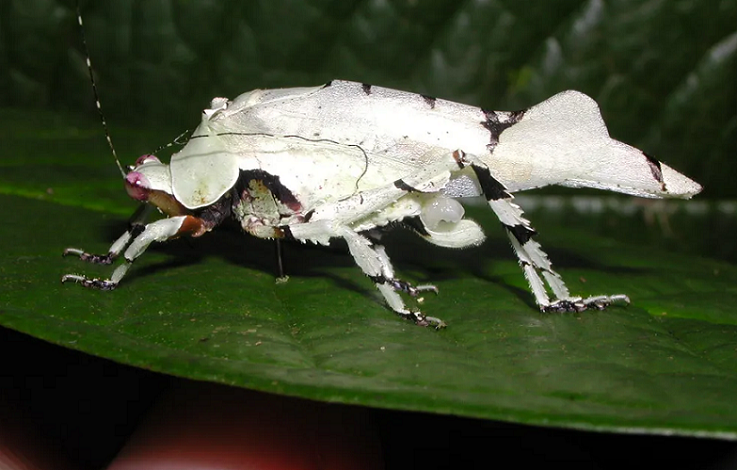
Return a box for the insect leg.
[335,226,444,327]
[62,214,207,289]
[464,157,629,312]
[63,204,153,265]
[286,162,458,326]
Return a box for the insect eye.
[124,171,150,201]
[134,154,161,166]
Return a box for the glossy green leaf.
[1,108,737,439]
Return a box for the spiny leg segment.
[341,226,443,327]
[454,150,630,312]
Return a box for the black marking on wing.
[509,110,526,121]
[394,179,418,192]
[362,83,372,95]
[643,152,666,189]
[421,94,437,109]
[506,224,536,245]
[481,109,525,152]
[235,169,302,212]
[471,164,511,201]
[322,80,334,88]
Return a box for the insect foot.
[63,247,115,265]
[406,310,447,329]
[379,278,439,297]
[371,275,444,327]
[542,294,631,313]
[61,274,118,290]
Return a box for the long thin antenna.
[151,129,192,154]
[75,0,126,178]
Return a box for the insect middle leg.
[337,225,443,327]
[286,158,459,326]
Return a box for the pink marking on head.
[135,154,161,166]
[125,171,150,201]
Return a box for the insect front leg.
[462,156,630,312]
[63,204,153,265]
[62,214,208,290]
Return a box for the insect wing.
[490,91,701,198]
[219,80,490,166]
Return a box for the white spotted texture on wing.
[443,171,483,198]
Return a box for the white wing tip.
[661,163,702,199]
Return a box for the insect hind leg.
[461,155,629,312]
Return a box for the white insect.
[62,74,701,327]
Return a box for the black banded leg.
[62,214,206,290]
[59,275,119,290]
[369,275,439,298]
[283,155,458,326]
[63,204,153,265]
[336,226,444,328]
[467,161,629,312]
